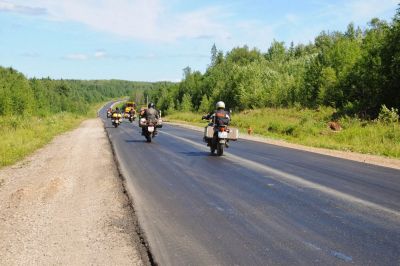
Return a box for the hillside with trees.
[146,7,400,119]
[0,68,157,117]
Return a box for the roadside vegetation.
[166,106,400,158]
[0,112,91,167]
[0,67,160,168]
[139,6,400,158]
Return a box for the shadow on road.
[125,139,147,143]
[179,151,210,157]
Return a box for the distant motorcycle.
[129,111,137,123]
[202,119,238,156]
[107,110,112,118]
[111,113,122,128]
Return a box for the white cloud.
[8,0,230,42]
[311,0,398,25]
[94,51,107,59]
[344,0,398,22]
[0,0,47,15]
[64,53,88,60]
[284,14,298,24]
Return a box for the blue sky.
[0,0,398,81]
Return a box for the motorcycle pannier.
[156,118,163,128]
[204,126,214,138]
[228,128,239,140]
[139,118,147,127]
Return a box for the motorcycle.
[139,118,162,142]
[203,118,238,156]
[111,113,122,128]
[129,111,137,123]
[107,110,111,118]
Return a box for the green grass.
[0,102,106,168]
[165,107,400,158]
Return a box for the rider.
[202,101,230,126]
[202,101,231,146]
[141,103,160,135]
[113,107,121,114]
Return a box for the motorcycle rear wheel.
[146,134,152,142]
[217,143,224,156]
[210,145,216,154]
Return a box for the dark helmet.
[148,102,155,108]
[116,107,119,111]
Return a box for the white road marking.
[161,131,400,218]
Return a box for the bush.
[377,105,399,124]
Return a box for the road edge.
[164,121,400,170]
[101,103,156,266]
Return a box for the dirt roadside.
[0,119,147,265]
[165,121,400,170]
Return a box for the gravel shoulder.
[165,121,400,170]
[0,118,146,265]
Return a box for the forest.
[144,7,400,119]
[0,67,159,117]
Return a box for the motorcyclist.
[141,103,160,135]
[202,101,231,146]
[202,101,230,126]
[128,108,136,121]
[106,108,112,118]
[139,107,146,117]
[112,107,121,114]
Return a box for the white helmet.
[216,101,225,109]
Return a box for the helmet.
[116,107,119,110]
[216,101,225,109]
[148,102,155,108]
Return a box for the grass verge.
[165,107,400,158]
[0,102,106,168]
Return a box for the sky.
[0,0,398,82]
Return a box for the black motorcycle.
[140,118,162,142]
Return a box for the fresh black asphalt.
[100,104,400,266]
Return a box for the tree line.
[0,66,155,117]
[145,6,400,118]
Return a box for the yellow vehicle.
[124,101,137,121]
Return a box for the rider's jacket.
[144,107,159,123]
[205,109,230,126]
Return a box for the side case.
[228,128,239,140]
[204,126,214,138]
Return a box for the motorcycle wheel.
[217,143,224,156]
[146,134,152,143]
[113,123,118,128]
[210,144,216,154]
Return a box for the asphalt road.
[100,104,400,266]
